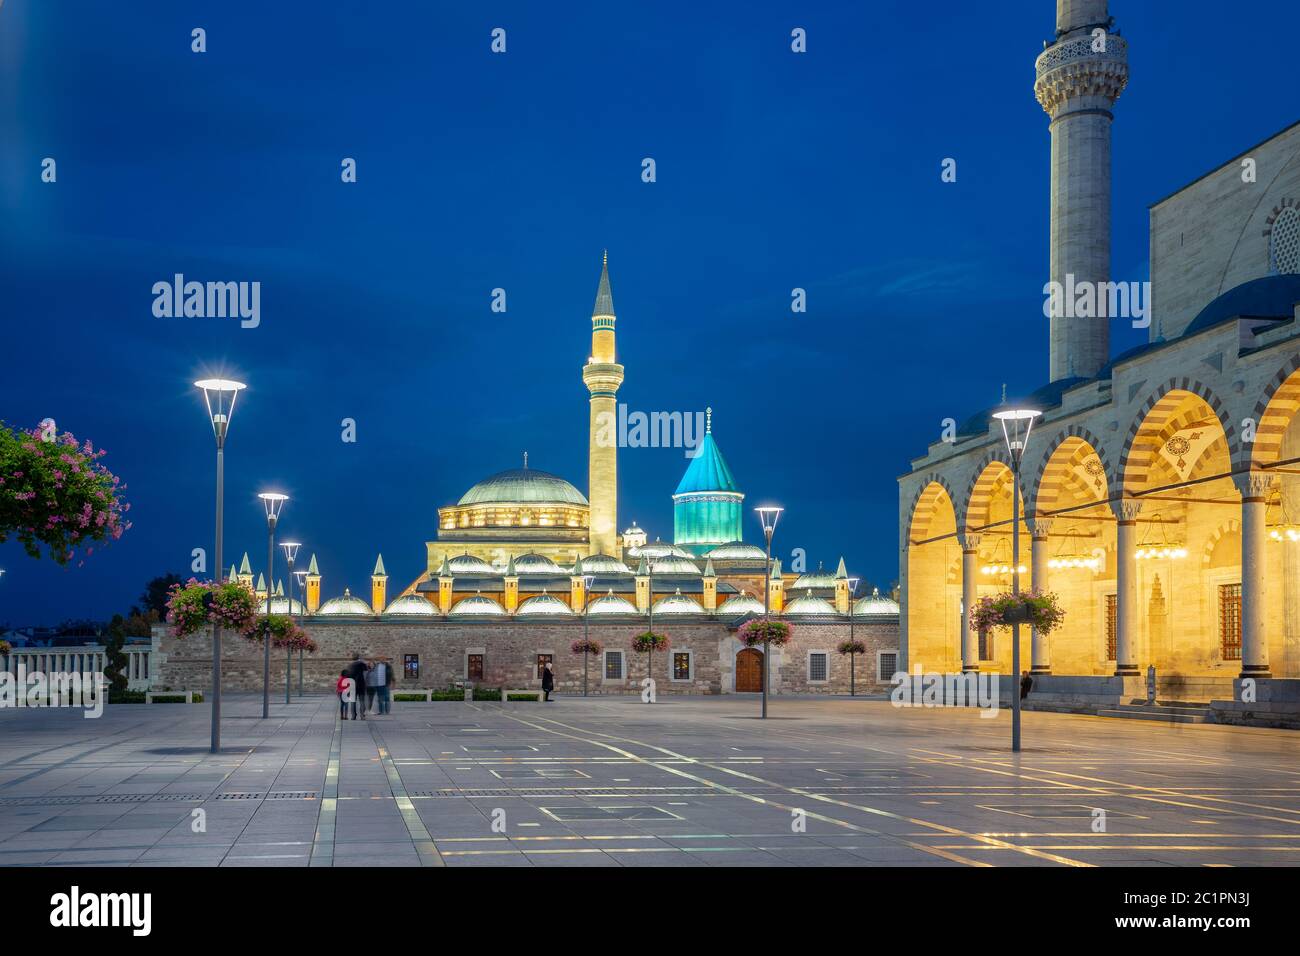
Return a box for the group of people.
[336,652,396,720]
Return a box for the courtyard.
[0,694,1297,867]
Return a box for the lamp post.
[280,541,301,704]
[582,573,595,697]
[847,576,860,697]
[293,569,308,696]
[257,492,288,719]
[992,400,1041,753]
[195,378,246,754]
[755,506,783,719]
[646,560,656,698]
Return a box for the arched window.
[1271,206,1300,275]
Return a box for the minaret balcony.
[583,362,624,395]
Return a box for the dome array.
[317,588,372,616]
[383,593,438,617]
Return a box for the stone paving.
[1,692,1298,866]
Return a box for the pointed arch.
[1029,425,1112,515]
[1247,353,1300,468]
[1120,379,1238,493]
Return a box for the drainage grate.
[490,768,588,780]
[0,793,209,807]
[214,791,317,801]
[461,745,539,753]
[541,806,680,821]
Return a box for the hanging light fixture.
[1266,493,1300,542]
[980,535,1027,576]
[1135,510,1187,560]
[1046,534,1101,570]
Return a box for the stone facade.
[155,619,900,696]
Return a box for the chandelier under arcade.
[980,536,1026,577]
[1135,511,1187,561]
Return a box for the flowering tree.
[165,579,258,639]
[571,637,603,698]
[970,590,1066,635]
[0,422,131,566]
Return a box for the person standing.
[336,669,350,720]
[541,661,555,702]
[370,656,395,715]
[1020,670,1033,702]
[346,653,369,720]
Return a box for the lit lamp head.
[280,541,302,565]
[293,570,308,589]
[582,574,596,592]
[258,492,289,529]
[755,505,784,540]
[194,378,246,446]
[992,402,1042,466]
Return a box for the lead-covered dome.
[384,594,438,617]
[317,588,372,616]
[512,553,563,575]
[782,590,837,616]
[704,542,767,561]
[853,587,900,617]
[586,590,639,616]
[457,468,588,507]
[516,593,575,616]
[652,588,703,615]
[448,593,507,617]
[716,592,764,616]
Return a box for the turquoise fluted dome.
[673,417,744,555]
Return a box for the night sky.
[2,1,1298,625]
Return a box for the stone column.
[960,533,982,673]
[1114,498,1141,676]
[1029,517,1054,673]
[1238,471,1273,678]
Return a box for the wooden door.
[735,648,764,693]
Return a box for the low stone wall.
[156,619,901,696]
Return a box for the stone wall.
[156,619,901,696]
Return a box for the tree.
[137,574,182,619]
[103,615,129,695]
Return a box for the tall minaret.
[1035,0,1128,382]
[582,251,624,556]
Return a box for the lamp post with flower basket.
[572,573,599,697]
[257,492,288,719]
[631,631,668,701]
[279,541,301,703]
[293,569,308,696]
[992,396,1042,752]
[838,576,863,696]
[754,505,783,718]
[738,618,793,711]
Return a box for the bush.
[472,687,502,701]
[109,689,146,704]
[506,693,538,702]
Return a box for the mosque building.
[899,0,1300,724]
[171,254,900,696]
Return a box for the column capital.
[1234,470,1274,502]
[1028,516,1055,539]
[1113,498,1142,523]
[958,531,982,553]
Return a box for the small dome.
[783,590,838,616]
[792,562,838,590]
[652,588,703,615]
[577,553,633,575]
[647,555,702,575]
[448,593,506,617]
[384,594,438,617]
[517,593,574,616]
[627,538,693,559]
[623,522,644,534]
[258,597,305,615]
[854,587,900,617]
[513,553,563,575]
[703,542,767,561]
[716,592,764,616]
[585,590,639,616]
[457,467,588,507]
[317,588,372,616]
[447,553,495,575]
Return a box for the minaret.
[582,251,625,557]
[371,554,387,614]
[1035,0,1128,382]
[305,554,321,614]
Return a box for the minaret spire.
[582,252,625,557]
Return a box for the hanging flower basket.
[0,421,131,566]
[248,614,313,650]
[737,619,792,647]
[632,631,669,654]
[0,640,10,655]
[571,637,603,656]
[837,639,866,656]
[166,579,258,638]
[970,590,1066,635]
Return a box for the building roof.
[317,588,372,616]
[626,539,693,559]
[383,594,438,617]
[448,593,506,617]
[716,592,764,616]
[674,430,741,496]
[853,587,900,617]
[513,552,564,575]
[585,591,639,616]
[792,562,839,590]
[782,591,838,616]
[516,593,575,617]
[652,589,704,615]
[457,467,588,507]
[576,553,632,575]
[592,251,615,317]
[1183,274,1300,335]
[703,542,766,561]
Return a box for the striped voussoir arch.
[1202,519,1242,566]
[960,449,1015,531]
[1119,378,1236,488]
[1246,353,1300,468]
[1029,424,1112,513]
[906,472,958,540]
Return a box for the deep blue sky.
[2,1,1298,624]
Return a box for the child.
[337,669,350,719]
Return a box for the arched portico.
[905,482,962,674]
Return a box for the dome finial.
[603,248,607,267]
[523,450,528,469]
[706,406,712,434]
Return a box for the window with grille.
[808,652,828,682]
[604,651,624,680]
[404,654,419,680]
[673,652,691,680]
[1271,207,1300,275]
[978,627,994,661]
[1219,584,1242,660]
[536,654,553,678]
[1105,594,1117,661]
[878,651,898,682]
[467,654,484,681]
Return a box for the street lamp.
[992,400,1041,753]
[257,492,289,719]
[195,378,246,753]
[755,505,783,719]
[582,573,595,697]
[847,575,860,697]
[293,569,308,696]
[280,541,301,704]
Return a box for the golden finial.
[523,451,528,469]
[706,406,712,434]
[602,249,608,267]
